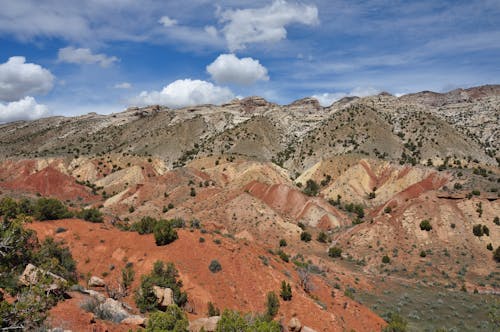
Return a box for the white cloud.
[57,47,118,67]
[159,16,177,27]
[0,56,54,102]
[207,54,269,85]
[312,87,380,106]
[204,25,218,38]
[0,96,49,123]
[219,0,319,51]
[130,79,234,108]
[114,82,132,89]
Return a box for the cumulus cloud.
[130,79,234,108]
[114,82,132,89]
[159,16,177,27]
[0,96,49,123]
[0,56,54,102]
[57,47,118,67]
[312,87,380,106]
[219,0,319,51]
[206,54,269,85]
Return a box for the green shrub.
[216,310,247,331]
[131,216,157,234]
[216,310,280,332]
[280,281,292,301]
[382,312,408,332]
[317,231,328,243]
[78,208,103,223]
[135,261,187,313]
[302,179,320,197]
[279,239,287,247]
[209,260,222,273]
[34,198,72,220]
[265,291,280,320]
[277,250,290,263]
[0,217,76,329]
[486,243,493,251]
[382,255,391,264]
[121,264,135,290]
[473,224,489,237]
[300,231,312,242]
[494,246,500,263]
[146,305,188,332]
[384,206,392,214]
[34,237,77,283]
[0,197,19,219]
[419,250,427,257]
[328,246,342,258]
[419,220,432,231]
[154,219,178,246]
[207,302,220,316]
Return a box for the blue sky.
[0,0,499,122]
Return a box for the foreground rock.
[189,316,220,332]
[19,263,67,293]
[88,276,106,287]
[153,285,174,307]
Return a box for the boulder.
[88,276,106,287]
[18,263,66,292]
[99,298,129,323]
[153,286,174,307]
[82,289,106,302]
[288,317,302,331]
[121,315,146,326]
[189,316,220,332]
[302,327,317,332]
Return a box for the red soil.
[28,219,385,332]
[244,181,348,228]
[0,160,94,201]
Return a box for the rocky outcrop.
[19,263,67,293]
[288,317,302,331]
[88,276,106,287]
[189,316,220,332]
[287,318,317,332]
[153,286,174,307]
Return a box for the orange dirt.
[0,160,95,201]
[28,219,386,332]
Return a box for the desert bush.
[34,198,72,220]
[265,291,280,320]
[472,224,489,237]
[300,231,312,242]
[383,312,408,332]
[131,216,157,234]
[494,246,500,263]
[280,281,292,301]
[382,255,391,264]
[317,231,328,243]
[0,197,19,220]
[207,301,220,316]
[34,237,77,283]
[209,260,222,273]
[419,220,432,231]
[146,305,189,332]
[154,219,178,246]
[216,310,280,332]
[302,179,320,197]
[328,246,342,258]
[78,207,103,223]
[135,261,187,313]
[277,250,290,263]
[279,239,287,247]
[121,264,135,291]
